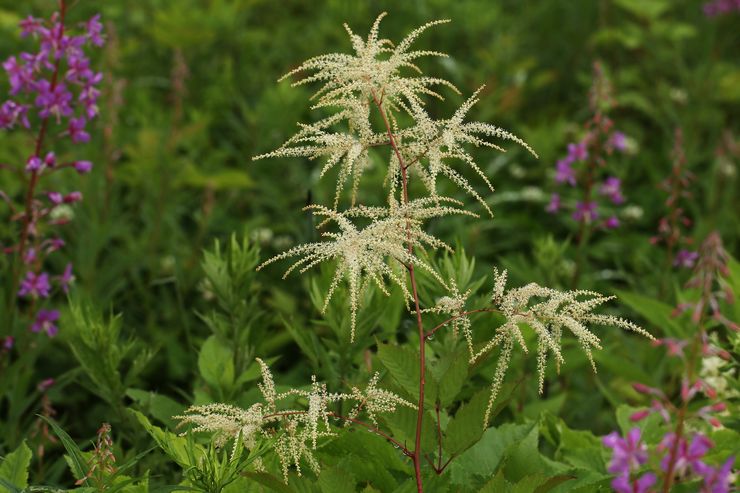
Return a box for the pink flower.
[31,309,60,337]
[546,193,561,213]
[18,271,51,298]
[573,201,598,222]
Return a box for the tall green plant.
[176,13,652,492]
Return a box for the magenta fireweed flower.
[2,336,13,350]
[659,433,713,475]
[567,141,588,162]
[73,160,92,173]
[26,155,43,172]
[599,176,624,204]
[609,131,628,152]
[603,428,649,474]
[573,201,598,222]
[674,249,699,268]
[547,63,629,230]
[546,193,561,213]
[555,159,577,185]
[2,8,104,340]
[59,263,74,292]
[611,472,656,493]
[696,456,734,493]
[18,271,51,298]
[67,115,89,143]
[31,309,59,337]
[0,100,30,128]
[703,0,740,16]
[605,216,619,229]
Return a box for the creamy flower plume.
[427,268,653,426]
[257,201,468,341]
[175,358,413,482]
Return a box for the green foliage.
[0,0,737,491]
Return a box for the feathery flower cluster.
[703,0,740,16]
[547,61,629,230]
[1,6,103,341]
[176,358,413,482]
[428,268,652,425]
[255,13,534,340]
[651,128,697,269]
[257,200,470,340]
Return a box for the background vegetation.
[0,0,737,491]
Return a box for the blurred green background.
[0,0,737,482]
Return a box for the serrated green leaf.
[0,441,31,490]
[376,343,437,405]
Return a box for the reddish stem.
[371,89,427,493]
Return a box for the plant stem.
[371,89,427,493]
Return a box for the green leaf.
[615,290,685,338]
[444,389,489,455]
[0,441,31,490]
[130,410,194,468]
[448,422,533,485]
[318,464,356,493]
[198,335,235,393]
[40,417,88,481]
[376,343,437,405]
[126,389,185,429]
[432,347,468,407]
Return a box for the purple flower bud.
[605,216,620,229]
[37,378,55,392]
[23,247,36,264]
[73,160,93,174]
[63,191,82,203]
[85,14,105,47]
[35,80,74,121]
[67,116,90,143]
[19,16,44,38]
[599,176,625,204]
[546,193,561,213]
[31,309,59,337]
[610,131,628,152]
[26,155,43,172]
[573,201,598,222]
[674,249,699,269]
[18,271,51,298]
[555,159,577,186]
[0,100,30,129]
[59,263,74,293]
[567,141,588,162]
[43,151,56,167]
[47,191,63,204]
